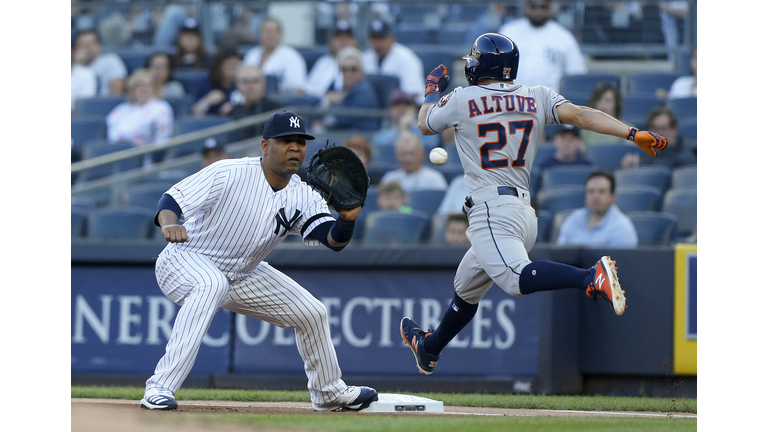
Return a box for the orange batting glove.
[627,127,668,157]
[425,64,450,97]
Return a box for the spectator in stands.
[201,137,229,168]
[223,65,283,141]
[71,43,97,112]
[622,107,696,169]
[106,68,174,148]
[242,18,308,94]
[659,1,689,64]
[498,0,587,93]
[380,132,448,194]
[556,170,638,248]
[191,48,241,116]
[666,45,697,100]
[316,47,380,131]
[361,19,425,104]
[146,52,185,98]
[444,213,470,246]
[342,135,373,169]
[371,90,440,149]
[581,81,633,147]
[217,7,260,50]
[436,176,467,215]
[73,29,128,96]
[172,18,208,69]
[302,20,359,99]
[538,125,593,170]
[377,181,413,213]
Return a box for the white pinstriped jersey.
[163,157,334,281]
[424,83,567,195]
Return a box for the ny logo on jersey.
[289,116,300,128]
[274,208,301,236]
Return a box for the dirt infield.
[72,398,696,431]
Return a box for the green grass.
[71,386,696,413]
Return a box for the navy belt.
[464,186,518,209]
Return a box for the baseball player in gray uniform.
[141,111,378,411]
[400,33,669,375]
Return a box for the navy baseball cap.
[368,19,393,38]
[334,20,354,37]
[263,111,316,140]
[201,137,226,155]
[180,18,200,33]
[553,124,581,137]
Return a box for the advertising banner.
[673,244,697,375]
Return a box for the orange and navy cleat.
[400,317,440,375]
[586,256,626,315]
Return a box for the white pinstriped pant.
[146,249,348,405]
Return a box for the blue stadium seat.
[438,28,468,45]
[615,186,663,212]
[72,206,90,239]
[365,163,398,186]
[122,182,173,211]
[667,97,697,123]
[363,210,431,246]
[395,29,429,44]
[549,209,575,243]
[622,95,664,120]
[540,165,596,190]
[627,73,681,97]
[678,119,697,142]
[172,115,234,157]
[661,188,697,240]
[559,91,590,107]
[164,95,195,118]
[412,47,456,74]
[173,69,212,101]
[78,141,143,183]
[559,73,621,96]
[270,94,321,108]
[435,165,464,185]
[105,47,159,75]
[297,47,329,72]
[614,166,671,194]
[373,144,397,165]
[533,143,556,167]
[75,96,126,118]
[671,166,697,189]
[627,211,678,246]
[87,206,158,240]
[71,117,107,161]
[535,186,585,214]
[71,196,97,209]
[366,74,401,108]
[406,189,446,215]
[536,209,553,243]
[585,143,641,172]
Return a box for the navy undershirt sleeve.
[155,193,182,227]
[308,220,344,251]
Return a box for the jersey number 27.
[478,120,534,169]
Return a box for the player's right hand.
[627,127,668,157]
[425,64,450,97]
[162,224,190,243]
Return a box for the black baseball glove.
[306,141,369,210]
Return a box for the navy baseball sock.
[423,292,478,356]
[518,260,593,295]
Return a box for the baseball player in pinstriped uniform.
[400,33,669,375]
[141,111,378,411]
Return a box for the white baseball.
[429,147,449,165]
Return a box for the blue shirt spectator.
[538,125,594,170]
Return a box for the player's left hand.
[336,206,362,222]
[627,127,668,157]
[425,64,450,97]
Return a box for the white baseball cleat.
[140,387,178,410]
[312,386,379,411]
[586,256,626,315]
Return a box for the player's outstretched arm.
[556,102,668,156]
[418,64,450,136]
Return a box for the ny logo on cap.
[290,116,300,128]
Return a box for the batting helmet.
[463,33,520,86]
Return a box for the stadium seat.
[614,166,671,194]
[435,165,464,184]
[366,74,401,108]
[121,182,173,211]
[671,166,696,189]
[559,91,590,107]
[438,28,468,46]
[540,165,596,190]
[535,185,585,214]
[72,206,90,239]
[374,144,397,165]
[559,73,621,96]
[164,95,195,118]
[395,28,429,44]
[621,95,664,120]
[297,47,329,72]
[71,196,97,209]
[529,167,542,197]
[661,188,697,240]
[615,186,663,212]
[532,143,556,167]
[412,47,456,75]
[270,94,321,108]
[75,96,126,118]
[363,210,431,246]
[585,143,641,172]
[87,205,158,240]
[71,117,107,161]
[365,163,397,186]
[536,210,553,243]
[173,68,212,101]
[173,115,234,157]
[549,209,575,243]
[667,97,697,123]
[626,211,678,246]
[406,189,447,215]
[105,47,160,75]
[677,119,697,142]
[78,142,142,183]
[627,73,681,97]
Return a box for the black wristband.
[335,216,355,233]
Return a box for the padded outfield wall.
[71,242,696,397]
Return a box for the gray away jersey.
[425,82,567,195]
[163,157,334,280]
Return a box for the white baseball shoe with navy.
[140,387,178,410]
